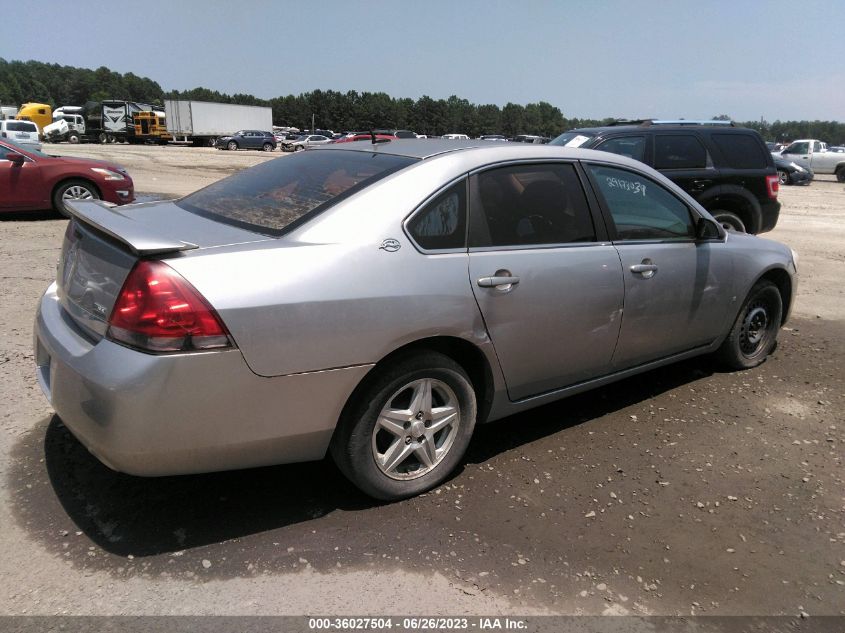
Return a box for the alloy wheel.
[371,378,461,480]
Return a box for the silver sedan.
[34,140,797,500]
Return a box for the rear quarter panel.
[165,159,493,378]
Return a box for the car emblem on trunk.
[379,239,401,252]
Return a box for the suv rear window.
[712,133,768,169]
[177,150,416,236]
[5,121,37,132]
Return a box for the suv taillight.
[107,260,232,353]
[766,174,779,199]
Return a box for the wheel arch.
[756,267,793,325]
[699,186,762,234]
[51,176,102,202]
[339,336,496,433]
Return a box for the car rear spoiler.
[65,200,199,256]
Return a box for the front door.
[584,162,734,369]
[0,147,43,210]
[468,162,624,401]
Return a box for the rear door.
[653,132,717,198]
[467,161,623,400]
[584,162,733,369]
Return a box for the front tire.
[227,141,238,151]
[778,169,790,185]
[262,142,274,152]
[330,352,477,501]
[711,209,746,233]
[52,179,100,217]
[716,280,782,370]
[836,167,845,183]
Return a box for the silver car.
[34,140,797,500]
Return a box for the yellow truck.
[16,103,53,132]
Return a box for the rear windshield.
[177,149,417,236]
[5,121,38,132]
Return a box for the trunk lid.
[57,199,270,340]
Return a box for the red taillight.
[107,260,232,353]
[766,174,779,199]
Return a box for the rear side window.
[470,163,596,247]
[407,181,467,250]
[712,133,768,169]
[177,150,416,236]
[654,135,707,169]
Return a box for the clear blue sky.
[3,0,844,121]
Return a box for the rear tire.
[52,179,101,218]
[711,209,746,233]
[836,167,845,183]
[715,280,782,370]
[330,352,477,501]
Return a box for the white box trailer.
[164,100,273,146]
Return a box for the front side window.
[654,134,707,169]
[596,136,646,162]
[783,141,809,155]
[407,181,467,250]
[177,150,416,236]
[470,163,596,247]
[587,164,694,240]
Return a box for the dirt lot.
[1,144,843,617]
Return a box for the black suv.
[550,120,780,233]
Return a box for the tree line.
[2,58,844,143]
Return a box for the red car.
[0,139,134,216]
[331,133,396,144]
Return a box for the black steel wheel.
[716,280,782,370]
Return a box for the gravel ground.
[1,144,843,616]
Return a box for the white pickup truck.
[780,139,845,182]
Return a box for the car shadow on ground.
[9,355,718,577]
[0,210,63,221]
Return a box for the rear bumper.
[34,282,372,476]
[759,200,781,234]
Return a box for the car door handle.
[477,275,520,288]
[630,262,658,279]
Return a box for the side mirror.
[696,217,721,240]
[7,152,25,165]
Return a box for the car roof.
[570,124,757,136]
[314,138,656,168]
